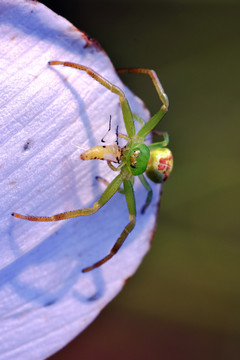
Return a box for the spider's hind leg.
[138,174,153,214]
[82,179,136,272]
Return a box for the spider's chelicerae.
[12,62,173,272]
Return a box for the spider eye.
[146,148,173,183]
[128,144,150,176]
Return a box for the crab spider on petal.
[12,62,173,273]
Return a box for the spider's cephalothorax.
[12,63,173,273]
[127,143,150,175]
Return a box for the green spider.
[12,62,173,272]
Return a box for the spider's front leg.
[118,68,169,138]
[82,178,136,272]
[48,61,135,138]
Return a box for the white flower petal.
[0,1,161,359]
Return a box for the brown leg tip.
[82,266,93,273]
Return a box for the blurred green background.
[43,0,240,358]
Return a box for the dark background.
[39,1,240,359]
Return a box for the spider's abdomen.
[146,148,173,183]
[127,143,150,176]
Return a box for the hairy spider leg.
[49,61,135,138]
[12,174,123,221]
[138,174,153,214]
[117,68,169,138]
[82,179,136,272]
[13,172,136,272]
[148,132,169,150]
[96,176,125,194]
[96,174,151,214]
[132,112,145,126]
